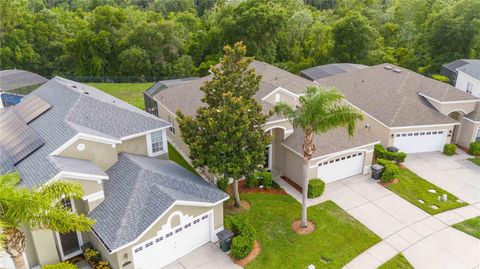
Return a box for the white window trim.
[146,129,168,157]
[54,198,84,261]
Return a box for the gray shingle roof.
[284,127,379,158]
[0,70,48,92]
[88,153,228,251]
[315,64,477,127]
[144,78,198,98]
[301,63,368,81]
[443,59,480,80]
[8,77,169,188]
[50,156,107,178]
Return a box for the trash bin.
[386,146,399,153]
[216,229,235,252]
[371,164,384,180]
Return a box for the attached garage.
[132,212,212,269]
[393,130,446,153]
[317,152,364,183]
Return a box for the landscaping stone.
[418,199,425,204]
[430,205,439,210]
[428,189,437,193]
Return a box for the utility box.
[371,164,384,180]
[216,229,235,252]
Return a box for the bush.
[43,262,78,269]
[231,235,253,260]
[229,215,256,240]
[307,179,325,198]
[377,159,399,183]
[246,170,273,189]
[259,170,273,189]
[84,248,101,265]
[443,144,456,156]
[246,173,259,189]
[470,142,480,156]
[431,74,449,83]
[216,177,229,192]
[374,144,407,164]
[94,261,111,269]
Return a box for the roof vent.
[392,68,402,73]
[80,90,89,95]
[384,66,393,70]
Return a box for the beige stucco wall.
[118,135,148,156]
[457,119,480,147]
[59,139,119,171]
[21,227,39,267]
[424,98,477,116]
[355,116,391,146]
[29,229,60,265]
[157,103,191,155]
[88,203,224,269]
[63,178,103,197]
[262,89,299,107]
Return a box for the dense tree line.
[1,0,479,80]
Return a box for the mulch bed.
[233,240,261,267]
[227,179,286,195]
[291,220,316,235]
[225,200,251,213]
[281,176,303,193]
[379,178,399,188]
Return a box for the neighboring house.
[148,61,480,187]
[441,59,480,98]
[0,77,228,269]
[0,70,48,108]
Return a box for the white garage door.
[393,130,446,153]
[317,152,364,183]
[133,213,211,269]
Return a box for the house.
[148,61,480,187]
[0,77,228,269]
[0,70,48,108]
[441,59,480,98]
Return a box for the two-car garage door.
[317,152,364,183]
[393,130,446,153]
[133,212,211,269]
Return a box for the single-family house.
[0,77,228,269]
[441,59,480,98]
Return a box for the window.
[466,82,473,94]
[156,237,163,242]
[147,130,166,156]
[168,115,175,134]
[146,242,153,248]
[476,127,480,142]
[274,94,281,103]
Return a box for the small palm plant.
[275,86,363,228]
[0,172,95,269]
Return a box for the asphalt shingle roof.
[89,153,228,251]
[0,70,48,92]
[51,156,107,178]
[315,64,477,127]
[443,59,480,80]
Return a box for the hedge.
[43,262,78,269]
[228,216,256,259]
[231,235,253,259]
[377,158,399,183]
[443,144,456,156]
[246,170,273,189]
[307,179,325,198]
[470,142,480,156]
[374,144,407,164]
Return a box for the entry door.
[393,130,445,153]
[133,213,211,269]
[55,198,83,260]
[317,152,364,183]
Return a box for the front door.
[55,198,83,260]
[264,145,272,171]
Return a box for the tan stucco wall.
[88,203,224,269]
[457,119,480,147]
[21,227,39,267]
[30,230,60,265]
[425,99,477,116]
[355,116,391,146]
[59,139,119,170]
[118,135,148,156]
[63,178,103,197]
[157,103,191,155]
[262,89,299,107]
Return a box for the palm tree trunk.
[301,159,309,228]
[5,228,26,269]
[233,179,241,207]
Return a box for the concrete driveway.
[404,151,480,204]
[163,243,242,269]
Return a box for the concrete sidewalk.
[163,243,242,269]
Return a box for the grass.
[378,254,414,269]
[388,167,467,214]
[225,193,381,269]
[453,216,480,239]
[87,82,153,110]
[168,143,198,176]
[468,157,480,166]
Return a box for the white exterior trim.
[261,87,299,101]
[50,133,121,156]
[390,123,459,129]
[54,198,84,261]
[146,129,168,157]
[418,92,479,104]
[82,191,105,202]
[446,109,468,115]
[108,196,228,254]
[121,126,170,141]
[53,171,107,183]
[265,118,289,125]
[463,117,480,124]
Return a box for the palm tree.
[0,173,95,269]
[275,86,363,228]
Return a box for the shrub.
[374,144,407,164]
[377,159,399,183]
[443,144,456,156]
[216,177,229,192]
[43,262,78,269]
[231,235,253,260]
[246,170,273,189]
[246,173,259,189]
[431,74,449,83]
[84,248,101,265]
[470,142,480,156]
[94,261,111,269]
[259,170,273,189]
[229,215,256,240]
[307,179,325,198]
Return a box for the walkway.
[275,175,480,269]
[163,243,242,269]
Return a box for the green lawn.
[468,157,480,166]
[453,216,480,238]
[168,143,198,176]
[378,254,413,269]
[87,82,153,110]
[388,168,467,214]
[225,193,381,269]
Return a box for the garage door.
[393,130,445,153]
[317,152,364,183]
[132,212,211,269]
